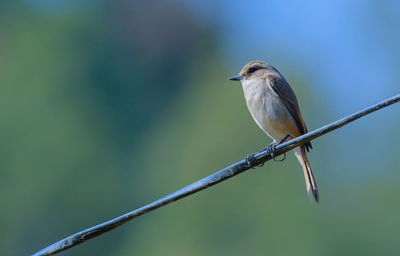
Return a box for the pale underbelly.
[247,95,298,142]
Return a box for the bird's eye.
[249,68,256,73]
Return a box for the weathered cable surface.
[32,93,400,256]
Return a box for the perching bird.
[229,60,319,203]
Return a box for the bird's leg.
[266,134,291,162]
[246,134,291,168]
[278,134,291,144]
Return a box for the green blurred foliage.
[0,1,399,256]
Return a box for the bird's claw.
[246,153,264,168]
[246,153,257,168]
[265,134,290,162]
[265,143,277,156]
[247,134,291,168]
[263,143,285,161]
[273,152,286,162]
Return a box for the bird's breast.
[242,81,297,141]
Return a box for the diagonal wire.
[32,93,400,256]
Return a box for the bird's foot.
[265,134,291,162]
[246,134,291,168]
[245,153,264,168]
[263,143,282,161]
[264,143,277,155]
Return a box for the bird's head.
[228,60,277,82]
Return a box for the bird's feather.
[268,75,312,152]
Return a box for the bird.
[228,60,319,203]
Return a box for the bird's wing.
[268,75,313,151]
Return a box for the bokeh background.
[1,0,400,255]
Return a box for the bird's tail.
[293,146,319,203]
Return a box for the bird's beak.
[228,75,243,81]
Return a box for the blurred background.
[1,0,400,255]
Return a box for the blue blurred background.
[1,0,400,255]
